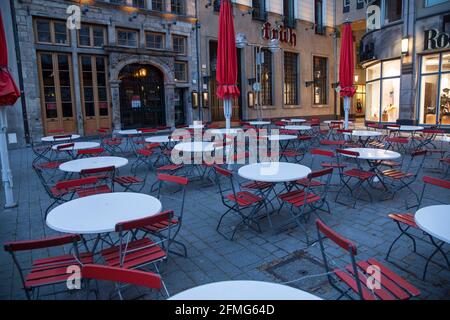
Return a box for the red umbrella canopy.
[216,0,240,100]
[339,23,356,98]
[0,10,20,106]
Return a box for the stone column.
[110,80,122,130]
[165,83,176,129]
[70,28,84,135]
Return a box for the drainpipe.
[9,0,30,144]
[333,0,338,120]
[195,0,203,122]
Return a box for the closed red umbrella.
[339,22,356,129]
[0,10,19,207]
[216,0,240,130]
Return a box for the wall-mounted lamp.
[191,91,199,108]
[202,91,209,108]
[354,75,359,83]
[305,80,314,88]
[82,4,89,14]
[129,11,138,22]
[247,91,255,108]
[401,37,409,55]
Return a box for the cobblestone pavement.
[0,133,449,300]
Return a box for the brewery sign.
[262,22,297,47]
[424,29,450,50]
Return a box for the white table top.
[249,121,271,126]
[282,118,306,123]
[169,281,322,300]
[344,130,382,137]
[41,134,80,142]
[344,148,401,160]
[323,120,353,125]
[46,193,162,234]
[283,125,312,131]
[238,162,311,183]
[209,128,243,135]
[173,141,221,153]
[59,156,128,173]
[145,136,176,144]
[117,129,142,135]
[265,134,297,141]
[442,135,450,143]
[415,205,450,244]
[189,124,205,129]
[52,142,100,151]
[387,126,424,131]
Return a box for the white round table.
[59,156,128,173]
[415,205,450,244]
[173,142,221,153]
[265,134,297,141]
[283,125,312,131]
[42,134,80,142]
[249,121,271,126]
[442,135,450,143]
[209,128,243,135]
[282,118,306,123]
[52,142,100,151]
[145,136,177,144]
[117,129,142,136]
[238,162,311,183]
[344,130,382,138]
[169,281,322,300]
[344,148,401,161]
[387,126,424,132]
[46,193,162,235]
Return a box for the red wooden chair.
[4,234,93,300]
[381,150,427,208]
[77,147,107,158]
[320,139,345,148]
[386,176,450,279]
[99,129,123,155]
[213,165,265,240]
[142,174,189,257]
[99,212,171,277]
[316,219,420,300]
[81,264,164,300]
[278,168,333,244]
[80,166,115,192]
[335,149,376,208]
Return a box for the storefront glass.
[418,52,450,125]
[365,59,401,122]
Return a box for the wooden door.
[38,52,77,135]
[79,55,112,135]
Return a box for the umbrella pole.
[344,97,351,130]
[224,99,232,169]
[0,107,16,208]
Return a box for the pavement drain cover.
[260,250,336,298]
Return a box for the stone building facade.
[5,0,200,146]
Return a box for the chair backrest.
[417,176,450,209]
[54,134,72,140]
[310,118,320,126]
[77,147,105,157]
[55,177,99,191]
[213,165,237,202]
[56,143,74,151]
[80,166,115,188]
[157,174,189,220]
[336,148,359,158]
[139,128,158,134]
[82,264,161,291]
[115,211,174,233]
[316,219,363,299]
[310,149,334,168]
[304,168,333,199]
[406,149,427,177]
[4,234,81,252]
[335,149,360,170]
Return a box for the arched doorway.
[119,64,165,129]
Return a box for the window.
[284,52,299,105]
[171,0,185,15]
[418,52,450,125]
[35,19,69,45]
[283,0,296,28]
[425,0,448,7]
[313,56,328,105]
[213,0,221,12]
[315,0,324,35]
[252,0,266,20]
[261,49,273,106]
[173,35,187,55]
[151,0,164,11]
[343,0,350,13]
[174,61,188,82]
[117,29,138,47]
[365,59,401,123]
[132,0,146,8]
[444,14,450,33]
[78,24,106,48]
[384,0,402,24]
[357,0,364,9]
[146,32,165,49]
